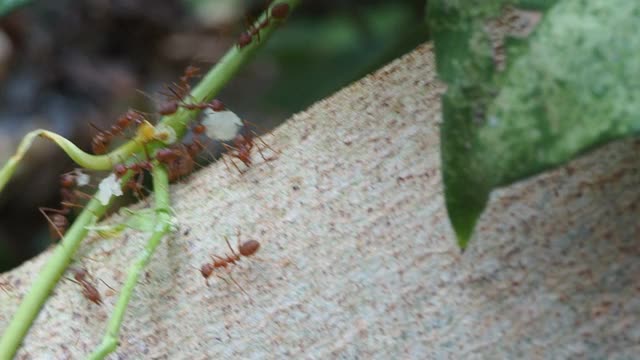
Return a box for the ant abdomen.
[239,239,260,257]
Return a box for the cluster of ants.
[35,1,289,307]
[42,63,276,241]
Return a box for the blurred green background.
[0,0,428,271]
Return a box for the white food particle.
[96,173,124,205]
[74,169,91,186]
[202,109,243,141]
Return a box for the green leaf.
[433,0,640,247]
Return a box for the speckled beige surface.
[1,43,639,359]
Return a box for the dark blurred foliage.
[0,0,428,271]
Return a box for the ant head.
[238,240,260,257]
[209,99,225,112]
[73,268,89,281]
[91,133,110,154]
[192,124,206,135]
[184,65,200,77]
[60,173,76,188]
[158,101,179,116]
[114,164,128,178]
[271,3,290,20]
[200,263,214,278]
[156,148,179,163]
[238,32,252,48]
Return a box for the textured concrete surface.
[1,43,639,359]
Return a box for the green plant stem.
[0,130,139,193]
[0,174,131,360]
[88,164,172,360]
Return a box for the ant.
[157,65,200,115]
[156,65,226,117]
[39,170,92,240]
[178,65,200,95]
[221,120,278,173]
[159,85,226,117]
[237,2,290,48]
[155,142,204,183]
[91,110,146,154]
[271,3,291,20]
[199,230,261,298]
[113,153,155,199]
[158,90,225,117]
[68,268,105,306]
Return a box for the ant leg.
[216,274,231,286]
[221,155,232,173]
[134,172,151,205]
[59,201,84,210]
[253,131,280,155]
[192,142,216,165]
[72,189,95,200]
[227,273,252,301]
[66,277,83,286]
[224,235,239,259]
[39,207,66,240]
[222,154,244,175]
[221,143,246,174]
[254,140,278,165]
[99,278,116,292]
[58,201,101,220]
[229,157,244,174]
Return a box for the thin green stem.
[0,129,140,193]
[0,174,131,360]
[88,164,172,360]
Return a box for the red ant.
[157,65,200,115]
[159,83,226,117]
[178,65,200,94]
[39,170,92,240]
[155,143,204,183]
[221,121,278,173]
[156,65,225,117]
[91,110,145,154]
[68,268,104,306]
[113,154,155,199]
[158,90,225,117]
[271,3,290,20]
[199,230,261,298]
[237,2,290,48]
